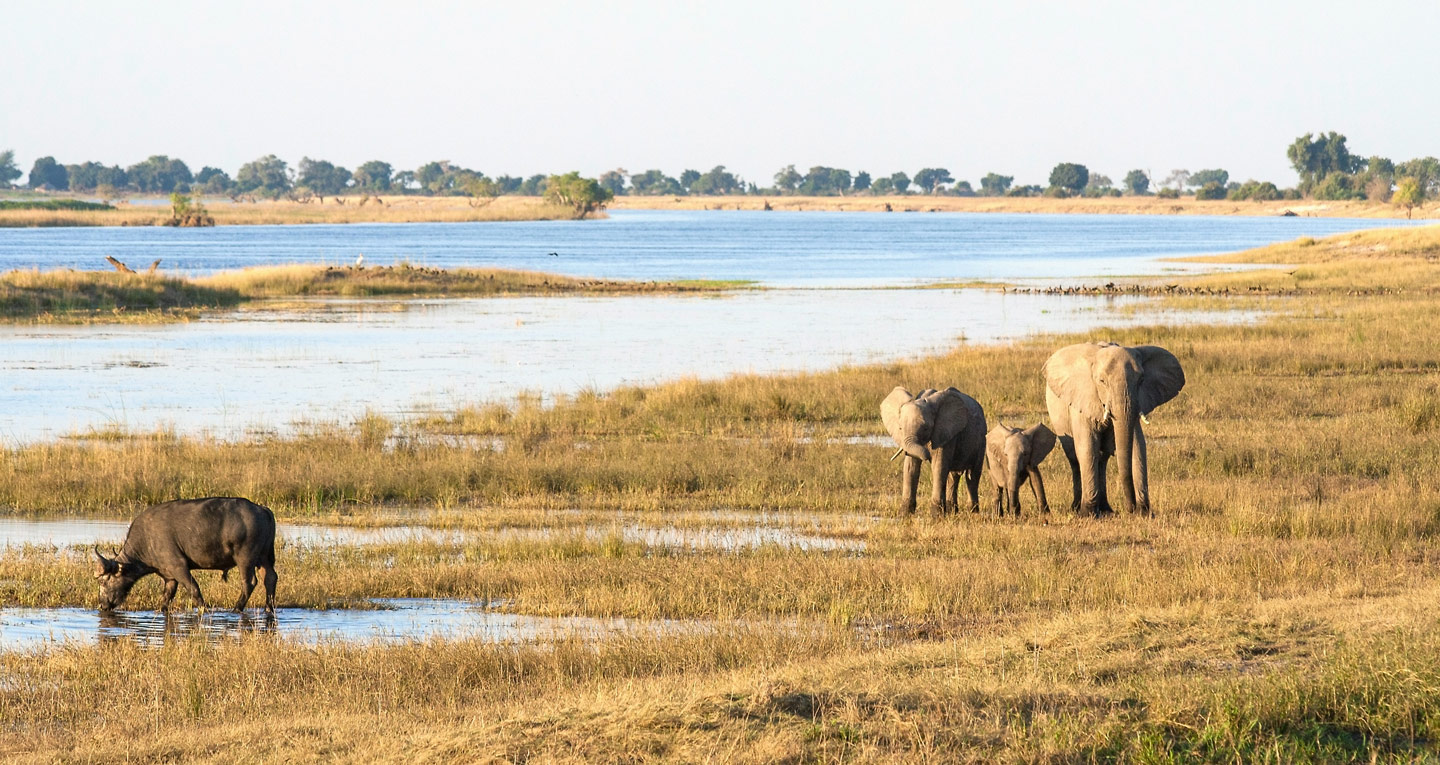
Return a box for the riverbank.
[5,226,1440,759]
[0,264,745,323]
[0,195,590,227]
[612,193,1439,219]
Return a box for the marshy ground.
[3,225,1440,761]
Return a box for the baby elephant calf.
[985,423,1056,517]
[93,497,277,613]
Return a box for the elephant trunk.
[1006,473,1022,517]
[1114,398,1138,513]
[902,438,929,462]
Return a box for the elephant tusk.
[889,448,905,461]
[1140,413,1151,425]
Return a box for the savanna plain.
[4,225,1440,762]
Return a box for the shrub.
[1194,182,1227,200]
[1156,188,1180,199]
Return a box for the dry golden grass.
[612,194,1440,219]
[9,225,1440,759]
[0,195,590,227]
[0,264,742,323]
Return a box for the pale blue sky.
[3,1,1434,188]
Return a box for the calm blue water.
[0,210,1421,286]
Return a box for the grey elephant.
[1043,342,1185,516]
[880,386,987,513]
[984,422,1056,517]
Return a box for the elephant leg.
[965,467,982,514]
[992,484,1003,516]
[1028,467,1051,515]
[1057,434,1082,512]
[1095,426,1116,515]
[947,470,959,514]
[928,445,952,513]
[1132,422,1151,515]
[900,455,921,514]
[1073,427,1108,517]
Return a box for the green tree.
[1287,132,1361,194]
[629,169,681,195]
[0,149,23,187]
[1048,163,1089,194]
[297,157,352,198]
[352,161,393,192]
[953,180,975,196]
[1395,157,1440,196]
[828,168,852,195]
[195,166,234,195]
[869,176,893,194]
[913,167,953,194]
[979,173,1012,196]
[519,174,547,196]
[1123,169,1149,195]
[126,155,192,193]
[415,161,452,194]
[236,155,292,198]
[691,166,739,195]
[1188,168,1229,188]
[1393,176,1425,218]
[27,156,68,190]
[544,171,614,218]
[889,171,910,194]
[1085,173,1114,195]
[853,171,871,193]
[679,169,701,193]
[597,169,628,196]
[773,165,802,193]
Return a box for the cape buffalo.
[92,497,277,613]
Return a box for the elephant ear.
[985,425,1009,471]
[1023,424,1056,467]
[880,386,914,447]
[1044,343,1104,423]
[926,387,970,448]
[1132,346,1186,415]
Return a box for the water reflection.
[0,517,862,552]
[0,290,1251,442]
[0,599,692,651]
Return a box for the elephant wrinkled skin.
[1044,342,1185,516]
[985,422,1056,517]
[880,386,987,514]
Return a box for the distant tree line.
[0,134,1432,214]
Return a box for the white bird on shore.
[355,254,365,267]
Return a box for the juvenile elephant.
[985,422,1056,517]
[1043,342,1185,516]
[880,386,987,513]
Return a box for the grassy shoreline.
[4,192,1435,227]
[612,193,1440,219]
[7,225,1440,759]
[0,263,750,323]
[0,195,592,227]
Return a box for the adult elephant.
[1043,342,1185,516]
[880,386,987,514]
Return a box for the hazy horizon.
[4,1,1436,189]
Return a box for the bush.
[1156,188,1180,199]
[1227,180,1281,202]
[1311,172,1357,200]
[1195,182,1227,200]
[1043,186,1071,198]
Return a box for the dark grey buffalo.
[92,497,278,613]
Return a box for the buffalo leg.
[159,579,179,611]
[260,565,277,613]
[233,566,257,612]
[175,570,207,610]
